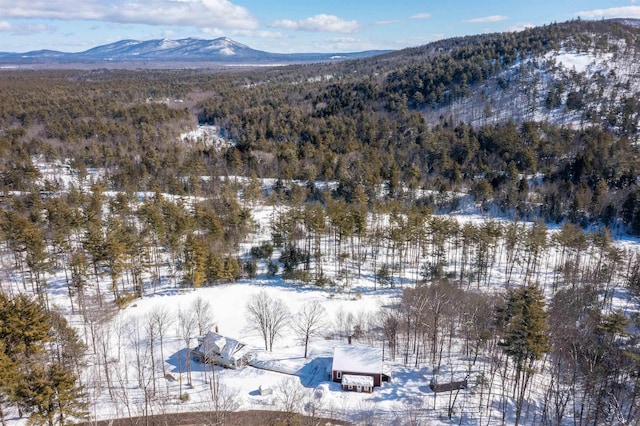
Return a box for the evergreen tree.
[0,293,86,424]
[15,363,86,426]
[0,341,17,425]
[183,235,207,287]
[496,284,549,426]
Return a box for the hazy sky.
[0,1,638,53]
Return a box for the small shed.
[258,385,273,396]
[429,378,468,393]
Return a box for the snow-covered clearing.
[545,50,613,74]
[180,125,233,149]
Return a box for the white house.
[191,330,252,368]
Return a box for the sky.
[0,1,639,54]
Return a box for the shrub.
[251,241,274,260]
[244,258,257,278]
[267,260,279,276]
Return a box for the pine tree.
[0,294,51,359]
[496,284,549,426]
[0,294,86,425]
[15,362,86,426]
[223,256,242,281]
[0,341,17,425]
[184,235,207,287]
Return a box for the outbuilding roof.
[342,374,374,387]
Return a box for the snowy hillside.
[426,42,640,140]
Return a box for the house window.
[336,371,342,380]
[348,385,353,390]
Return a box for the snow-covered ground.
[4,160,639,425]
[426,42,640,141]
[180,125,233,149]
[545,50,613,74]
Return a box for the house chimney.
[348,335,352,345]
[215,325,219,333]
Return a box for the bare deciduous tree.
[292,301,327,358]
[245,290,290,352]
[210,375,240,424]
[149,305,173,377]
[275,378,304,423]
[178,308,197,390]
[303,386,326,421]
[143,312,158,396]
[191,296,215,336]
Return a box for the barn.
[331,345,383,392]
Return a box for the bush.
[267,260,279,276]
[314,274,335,288]
[280,246,310,273]
[244,258,257,278]
[116,292,138,308]
[376,264,394,287]
[283,269,311,283]
[251,241,274,260]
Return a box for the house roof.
[342,374,374,387]
[199,331,249,362]
[332,345,383,375]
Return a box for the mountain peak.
[0,36,391,66]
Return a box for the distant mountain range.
[0,37,391,66]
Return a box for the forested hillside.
[2,20,640,231]
[0,18,640,425]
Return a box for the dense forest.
[2,20,640,231]
[1,18,640,425]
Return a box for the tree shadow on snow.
[295,357,332,388]
[166,348,213,374]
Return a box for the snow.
[71,282,401,423]
[427,41,640,142]
[159,39,179,50]
[545,50,613,74]
[219,47,235,56]
[180,125,233,149]
[332,345,383,375]
[6,160,640,425]
[341,374,373,387]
